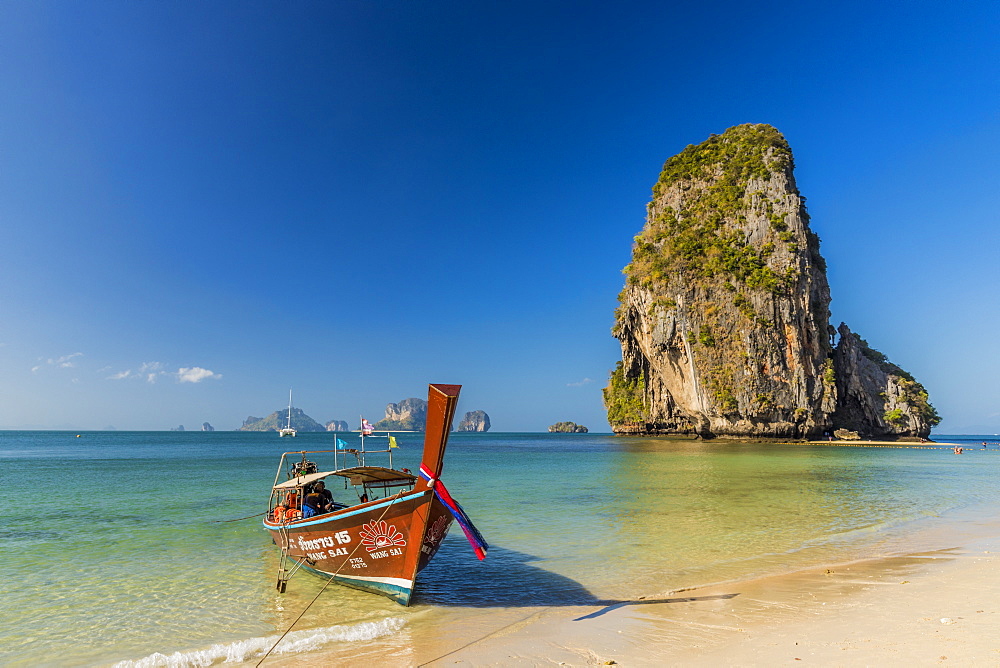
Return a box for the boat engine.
[290,460,317,478]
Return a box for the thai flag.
[419,463,488,560]
[361,419,374,435]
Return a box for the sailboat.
[263,383,488,605]
[278,389,296,438]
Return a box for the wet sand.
[404,539,1000,666]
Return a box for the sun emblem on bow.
[359,520,406,552]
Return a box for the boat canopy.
[273,470,339,489]
[331,466,417,487]
[272,466,417,490]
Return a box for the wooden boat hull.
[264,489,454,605]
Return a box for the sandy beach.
[396,537,1000,666]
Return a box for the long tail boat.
[263,383,487,605]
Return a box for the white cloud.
[106,362,220,384]
[108,362,165,383]
[140,362,164,383]
[35,352,83,374]
[567,378,594,387]
[49,352,83,368]
[177,367,221,383]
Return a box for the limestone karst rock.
[201,422,215,432]
[457,410,491,432]
[831,324,939,438]
[373,398,427,431]
[239,407,325,432]
[605,124,939,439]
[548,421,588,433]
[325,420,350,432]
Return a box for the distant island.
[170,422,214,431]
[457,410,491,432]
[237,396,491,433]
[371,397,491,432]
[239,407,326,432]
[605,124,939,440]
[549,421,588,433]
[372,397,427,431]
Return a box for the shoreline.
[806,440,961,447]
[397,539,1000,666]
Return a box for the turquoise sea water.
[2,431,999,666]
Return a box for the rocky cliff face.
[325,420,350,432]
[605,124,938,439]
[373,398,427,431]
[457,410,491,432]
[831,323,939,438]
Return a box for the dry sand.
[411,539,1000,666]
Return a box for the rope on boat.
[256,488,408,667]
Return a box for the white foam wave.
[113,617,406,667]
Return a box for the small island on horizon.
[234,398,492,433]
[549,421,588,433]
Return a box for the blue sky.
[1,1,997,432]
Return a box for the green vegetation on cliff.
[548,421,589,433]
[856,336,941,427]
[623,124,796,301]
[603,361,647,424]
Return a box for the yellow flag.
[389,436,399,449]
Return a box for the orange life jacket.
[285,508,301,521]
[272,505,287,522]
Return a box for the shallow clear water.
[1,431,997,666]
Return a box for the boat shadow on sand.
[413,544,737,618]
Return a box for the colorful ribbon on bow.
[419,463,488,560]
